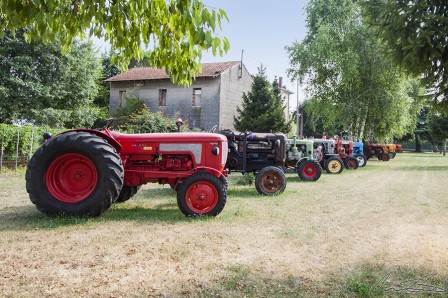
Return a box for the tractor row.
[25,125,401,218]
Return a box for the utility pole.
[296,80,300,138]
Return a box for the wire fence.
[0,124,64,173]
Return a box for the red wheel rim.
[46,153,98,203]
[260,171,282,193]
[302,163,317,179]
[347,159,357,169]
[185,181,218,214]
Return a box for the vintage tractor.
[364,143,391,161]
[386,144,397,159]
[220,130,287,195]
[219,130,322,195]
[353,142,367,167]
[26,123,229,217]
[312,139,345,174]
[334,138,359,170]
[285,137,322,182]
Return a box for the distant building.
[105,61,252,131]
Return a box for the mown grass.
[0,153,447,297]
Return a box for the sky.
[94,0,309,108]
[201,0,309,106]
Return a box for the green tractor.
[285,137,322,181]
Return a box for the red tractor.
[333,138,359,170]
[26,124,228,217]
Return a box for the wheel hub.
[186,182,218,213]
[46,153,98,203]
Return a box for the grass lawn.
[0,153,447,297]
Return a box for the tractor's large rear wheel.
[297,159,321,181]
[26,132,124,217]
[344,156,359,170]
[177,172,226,217]
[324,157,344,174]
[255,166,287,195]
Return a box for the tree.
[362,0,448,113]
[0,30,104,127]
[0,0,229,86]
[286,0,422,141]
[427,111,448,156]
[233,66,291,133]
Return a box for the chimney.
[279,76,283,88]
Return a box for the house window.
[192,88,202,107]
[118,90,126,108]
[159,89,167,106]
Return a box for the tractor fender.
[296,157,311,167]
[57,129,122,153]
[190,166,226,178]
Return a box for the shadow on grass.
[143,263,448,298]
[0,196,197,231]
[337,263,448,298]
[394,165,448,171]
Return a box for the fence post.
[15,127,20,172]
[29,126,34,160]
[0,127,4,174]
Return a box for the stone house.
[105,61,253,131]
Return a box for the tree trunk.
[444,139,447,156]
[359,108,368,142]
[415,133,421,152]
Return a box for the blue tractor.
[353,142,367,167]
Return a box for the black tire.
[26,131,124,217]
[382,153,391,161]
[324,156,344,174]
[344,156,359,170]
[219,175,229,190]
[255,166,287,195]
[297,159,322,181]
[378,153,384,160]
[356,155,367,167]
[131,185,142,197]
[115,186,133,203]
[177,172,227,217]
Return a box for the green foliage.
[0,30,104,127]
[111,97,147,127]
[427,110,448,148]
[347,271,384,297]
[236,173,255,186]
[234,66,291,133]
[362,0,448,113]
[0,123,63,159]
[120,108,188,133]
[286,0,424,141]
[0,0,230,86]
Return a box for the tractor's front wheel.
[26,132,124,217]
[324,157,344,174]
[177,172,226,217]
[255,166,287,195]
[382,153,391,161]
[297,159,321,181]
[356,155,367,167]
[344,156,359,170]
